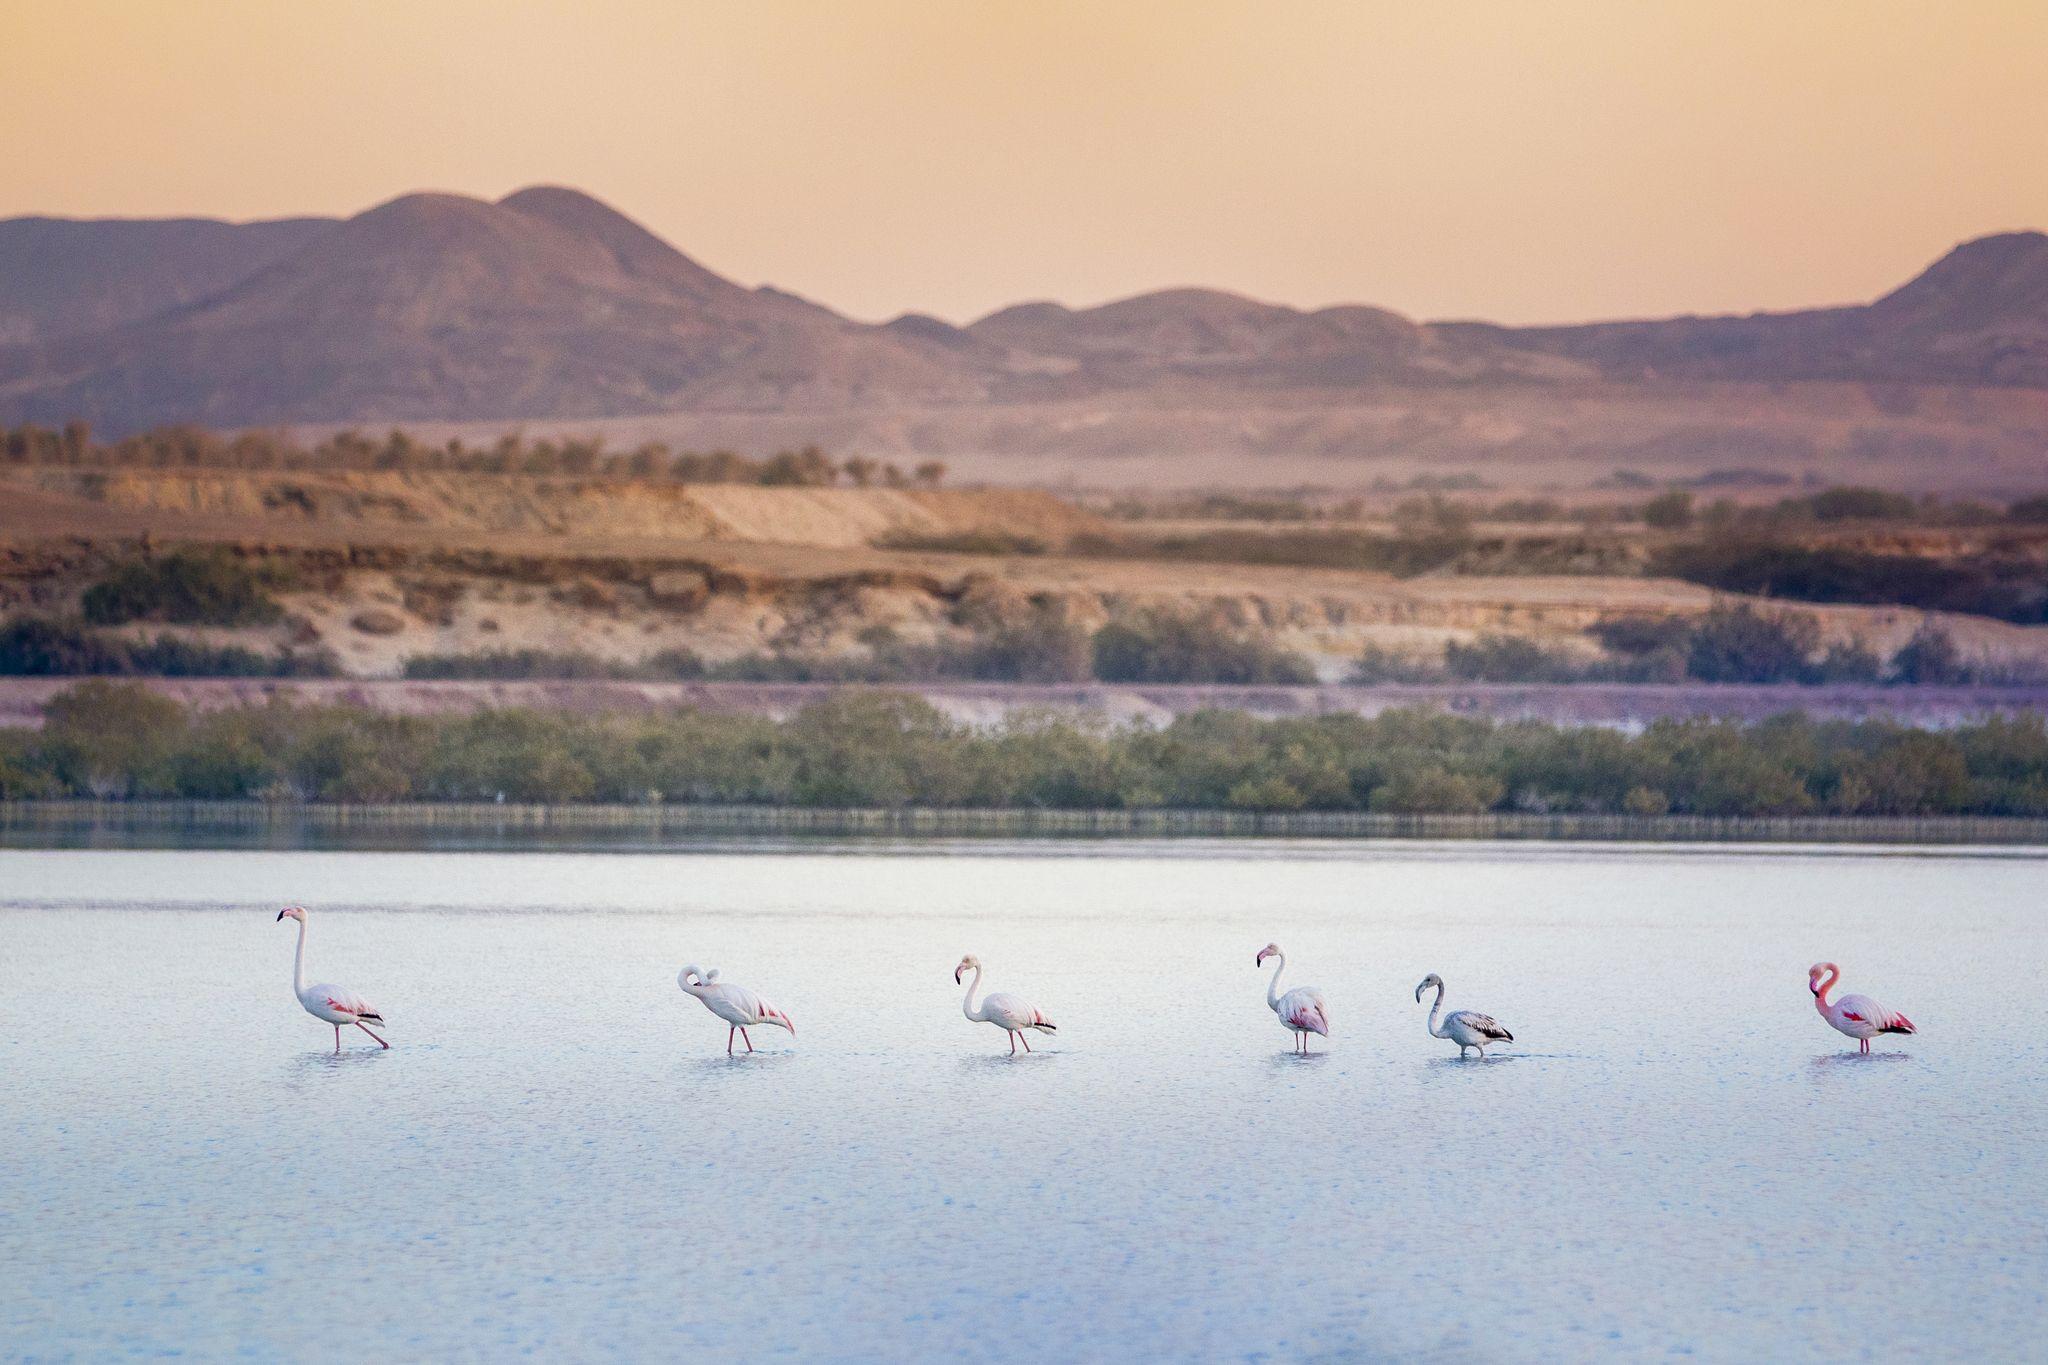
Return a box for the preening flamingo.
[954,954,1056,1055]
[1416,973,1512,1058]
[274,905,387,1052]
[678,965,795,1055]
[1256,943,1328,1054]
[1810,962,1915,1053]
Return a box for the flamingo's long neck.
[1426,981,1449,1039]
[960,965,986,1022]
[1265,953,1287,1010]
[291,916,308,997]
[1812,966,1840,1013]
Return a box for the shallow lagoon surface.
[3,841,2044,1362]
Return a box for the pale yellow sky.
[3,1,2044,325]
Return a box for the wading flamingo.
[1416,973,1512,1058]
[678,965,795,1054]
[1810,962,1915,1053]
[954,954,1056,1055]
[1256,943,1328,1054]
[275,905,387,1052]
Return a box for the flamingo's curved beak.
[1415,982,1425,1003]
[954,966,963,984]
[275,909,286,922]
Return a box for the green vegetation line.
[4,681,2044,817]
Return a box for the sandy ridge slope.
[4,509,2045,682]
[7,469,1103,549]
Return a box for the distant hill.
[0,187,979,429]
[965,289,1585,391]
[1,187,2046,490]
[0,213,334,345]
[1456,230,2048,388]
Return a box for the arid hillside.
[0,213,334,345]
[5,467,2045,684]
[7,189,2048,491]
[1458,232,2048,389]
[0,189,978,427]
[8,467,1100,549]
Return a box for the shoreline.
[4,800,2046,848]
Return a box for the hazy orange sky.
[4,1,2045,325]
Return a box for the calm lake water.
[3,842,2044,1362]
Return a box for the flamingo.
[1415,973,1512,1058]
[1810,962,1915,1053]
[274,905,387,1052]
[1256,943,1329,1054]
[954,954,1056,1055]
[678,965,795,1054]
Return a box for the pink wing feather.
[1289,1000,1330,1037]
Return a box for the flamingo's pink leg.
[355,1020,388,1049]
[333,1024,342,1053]
[742,1028,754,1053]
[727,1027,736,1055]
[1009,1031,1018,1055]
[1021,1032,1033,1053]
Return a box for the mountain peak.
[497,184,645,237]
[1935,228,2048,260]
[499,184,613,212]
[336,192,516,256]
[356,191,499,224]
[0,182,978,429]
[1874,229,2048,320]
[496,184,728,291]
